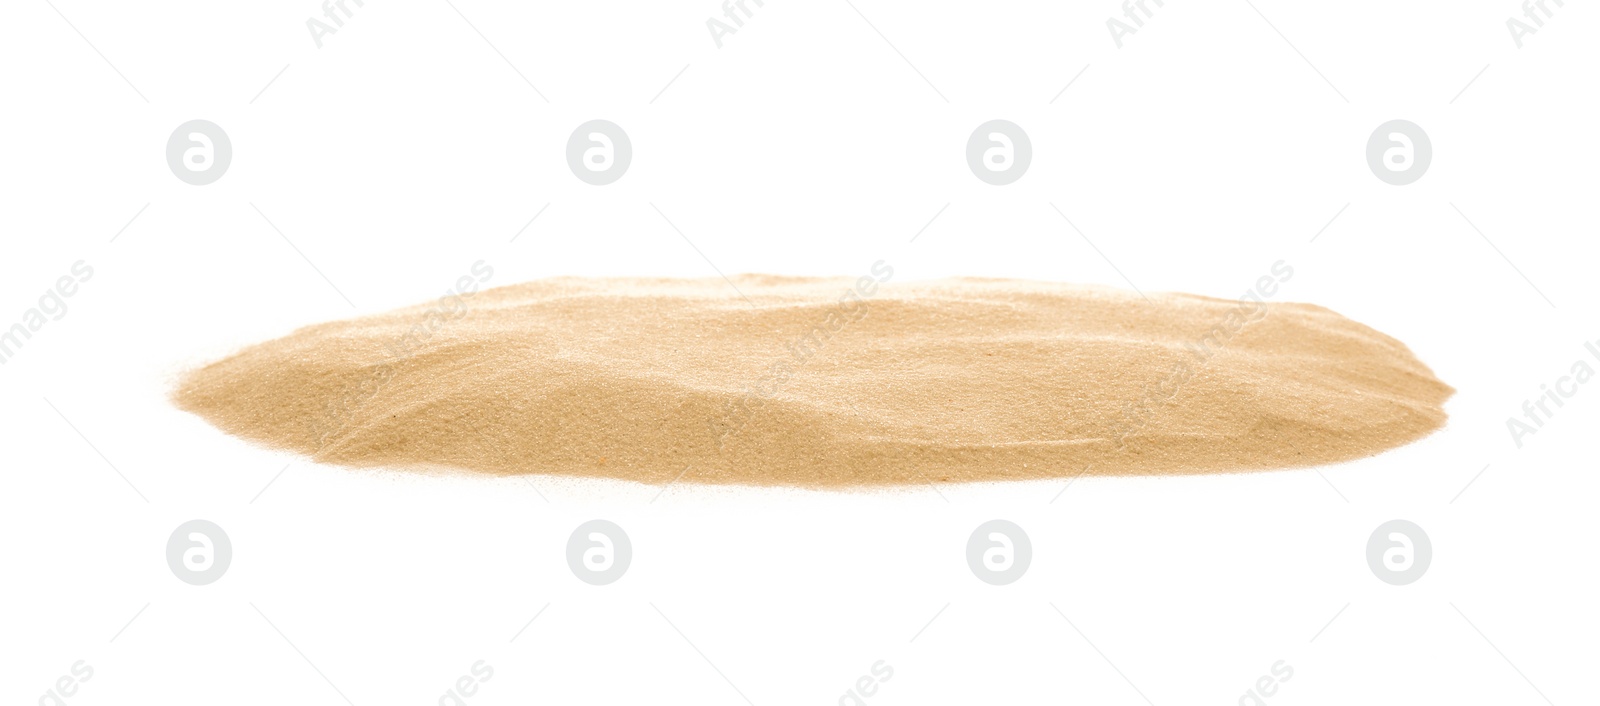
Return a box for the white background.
[2,0,1597,704]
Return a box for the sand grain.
[172,276,1452,487]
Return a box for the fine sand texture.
[172,275,1453,487]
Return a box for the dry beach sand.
[173,269,1453,487]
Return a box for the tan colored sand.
[172,274,1452,487]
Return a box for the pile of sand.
[172,273,1452,487]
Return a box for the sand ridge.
[172,272,1453,487]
